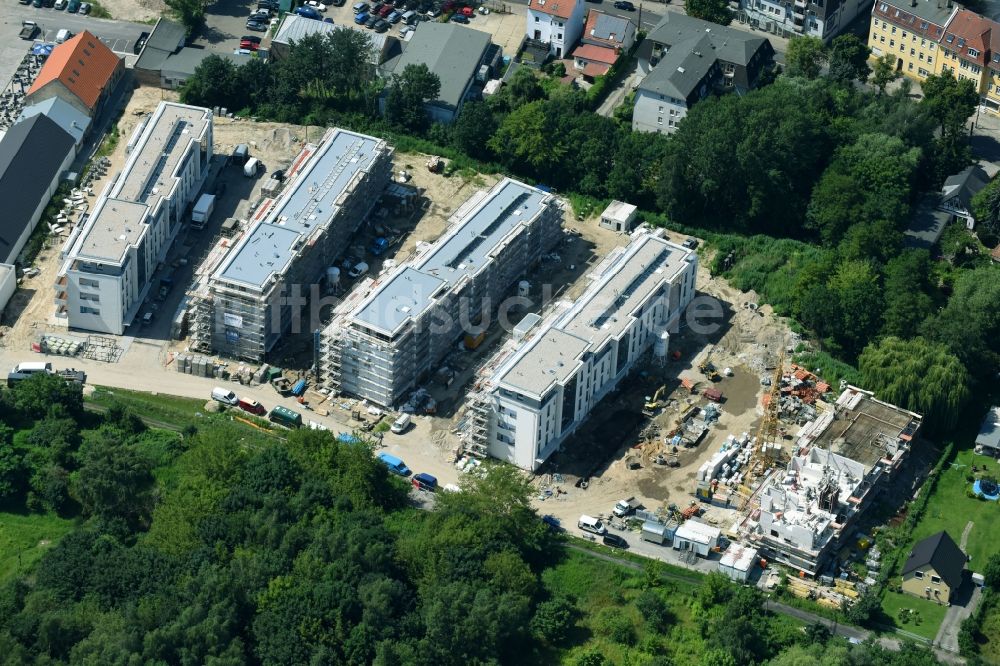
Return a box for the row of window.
[875,35,935,66]
[874,18,938,50]
[912,570,942,584]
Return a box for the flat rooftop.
[74,102,210,264]
[74,199,149,263]
[497,234,692,397]
[809,387,921,469]
[497,328,589,397]
[215,129,384,289]
[351,178,550,335]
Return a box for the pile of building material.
[36,333,86,356]
[174,353,225,378]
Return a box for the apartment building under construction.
[463,229,698,471]
[56,102,212,334]
[319,178,564,408]
[188,128,392,361]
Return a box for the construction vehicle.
[643,385,667,414]
[699,359,721,381]
[613,497,643,517]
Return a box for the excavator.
[698,354,721,382]
[643,385,668,414]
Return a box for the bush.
[530,596,577,645]
[594,607,637,646]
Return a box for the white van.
[391,413,411,434]
[578,515,607,535]
[7,361,53,387]
[243,157,261,178]
[55,29,73,44]
[211,386,239,405]
[348,262,369,279]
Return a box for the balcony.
[794,0,807,7]
[54,274,67,289]
[54,290,67,306]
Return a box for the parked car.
[19,0,31,5]
[450,13,469,22]
[374,19,390,31]
[305,0,328,10]
[348,261,369,278]
[391,413,411,434]
[425,7,441,17]
[411,472,437,491]
[387,10,402,22]
[378,3,393,16]
[54,0,67,9]
[603,533,629,549]
[246,20,268,31]
[211,387,239,406]
[79,1,91,12]
[541,515,563,531]
[241,35,262,44]
[237,397,266,415]
[352,0,369,12]
[365,14,379,27]
[613,0,635,8]
[32,0,45,8]
[240,38,260,50]
[44,0,56,8]
[354,11,370,23]
[377,452,411,476]
[682,237,699,250]
[330,0,346,6]
[67,0,80,10]
[294,5,322,18]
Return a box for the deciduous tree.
[684,0,733,25]
[384,63,441,133]
[786,36,827,79]
[828,34,871,83]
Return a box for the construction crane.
[738,348,786,511]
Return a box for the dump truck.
[20,21,39,40]
[613,497,642,518]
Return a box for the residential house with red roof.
[26,31,123,118]
[526,0,586,58]
[569,9,636,79]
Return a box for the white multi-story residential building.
[320,178,564,408]
[189,128,392,361]
[526,0,586,58]
[465,230,698,471]
[55,102,212,334]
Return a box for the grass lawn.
[909,448,1000,568]
[0,511,76,584]
[881,590,948,641]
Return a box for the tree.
[0,441,23,501]
[858,336,971,432]
[451,102,497,161]
[530,597,577,644]
[983,552,1000,590]
[881,250,935,338]
[971,176,1000,243]
[384,63,441,133]
[922,71,978,178]
[826,259,884,358]
[179,55,241,109]
[786,36,828,79]
[9,373,82,419]
[72,436,154,526]
[165,0,208,31]
[684,0,733,25]
[871,53,901,94]
[827,34,871,84]
[927,265,1000,378]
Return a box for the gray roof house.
[0,114,75,265]
[582,9,637,52]
[939,164,991,228]
[632,14,773,134]
[977,406,1000,454]
[384,23,495,123]
[135,18,253,90]
[18,97,91,150]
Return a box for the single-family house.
[571,43,618,78]
[526,0,586,58]
[26,31,124,118]
[939,164,991,229]
[901,531,967,603]
[384,23,495,123]
[0,114,75,266]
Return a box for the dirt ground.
[98,0,164,22]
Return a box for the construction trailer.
[718,544,759,583]
[673,519,721,557]
[319,178,564,408]
[188,128,393,361]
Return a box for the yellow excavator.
[699,355,721,382]
[643,385,668,414]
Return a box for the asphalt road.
[4,4,149,54]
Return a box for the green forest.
[0,376,951,664]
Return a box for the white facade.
[632,88,692,134]
[469,230,697,470]
[56,102,212,334]
[719,545,759,582]
[673,520,721,557]
[0,263,15,315]
[739,0,871,41]
[526,0,586,58]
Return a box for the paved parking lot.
[0,4,147,93]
